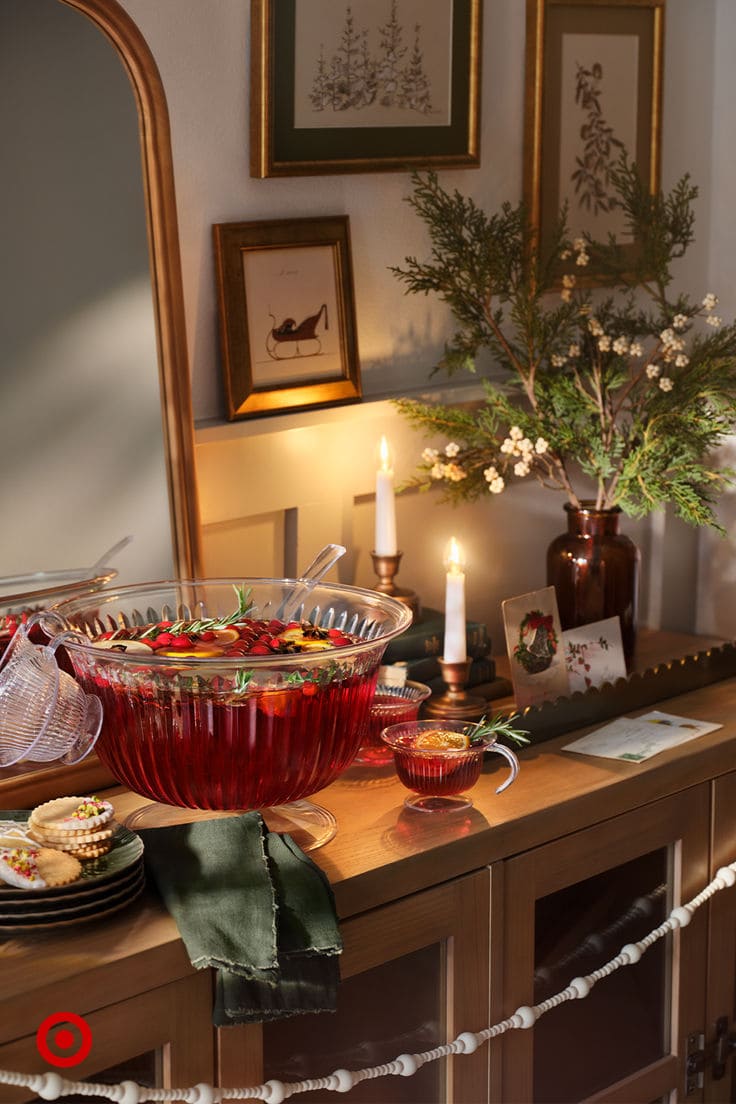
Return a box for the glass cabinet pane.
[264,944,445,1103]
[532,848,670,1102]
[25,1052,159,1104]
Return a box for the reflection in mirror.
[1,0,186,587]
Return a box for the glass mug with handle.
[381,717,525,812]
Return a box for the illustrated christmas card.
[561,616,628,695]
[502,587,570,710]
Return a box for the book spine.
[383,622,491,663]
[386,655,496,687]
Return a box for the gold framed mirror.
[59,0,202,578]
[0,0,202,805]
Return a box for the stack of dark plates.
[0,814,144,934]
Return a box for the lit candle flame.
[378,435,393,474]
[444,536,465,574]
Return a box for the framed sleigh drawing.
[250,0,482,177]
[213,216,362,420]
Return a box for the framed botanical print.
[250,0,482,177]
[524,0,664,275]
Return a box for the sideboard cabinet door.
[0,972,214,1104]
[501,786,710,1104]
[219,868,493,1104]
[705,769,736,1102]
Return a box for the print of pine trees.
[310,1,433,114]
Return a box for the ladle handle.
[91,535,132,574]
[278,543,347,622]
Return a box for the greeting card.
[502,587,570,710]
[562,617,628,695]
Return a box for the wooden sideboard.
[3,661,736,1101]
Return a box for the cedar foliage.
[391,158,736,529]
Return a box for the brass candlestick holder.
[371,552,421,618]
[423,658,487,721]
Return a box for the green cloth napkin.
[139,813,342,1025]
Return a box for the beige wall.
[12,0,736,645]
[117,0,736,646]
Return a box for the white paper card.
[502,586,570,710]
[562,617,628,694]
[563,710,723,763]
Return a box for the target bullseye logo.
[36,1012,92,1068]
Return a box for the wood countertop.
[3,634,736,1047]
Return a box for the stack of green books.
[381,607,505,694]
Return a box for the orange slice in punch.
[414,729,470,751]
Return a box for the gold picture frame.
[213,216,362,421]
[524,0,664,275]
[250,0,482,178]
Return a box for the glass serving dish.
[353,680,432,766]
[49,578,411,847]
[0,567,118,662]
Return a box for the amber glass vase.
[547,504,640,666]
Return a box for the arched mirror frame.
[60,0,202,579]
[0,0,202,805]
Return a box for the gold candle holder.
[371,552,421,618]
[423,658,487,721]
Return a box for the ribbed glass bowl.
[0,568,118,660]
[50,578,411,811]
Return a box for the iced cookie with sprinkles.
[0,846,82,889]
[0,848,47,889]
[29,796,114,834]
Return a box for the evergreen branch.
[391,164,736,528]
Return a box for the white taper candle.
[374,436,398,555]
[443,536,467,663]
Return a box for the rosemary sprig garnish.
[139,584,255,639]
[465,713,530,748]
[234,669,255,694]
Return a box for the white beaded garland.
[670,905,692,928]
[3,859,736,1104]
[118,1082,141,1104]
[332,1069,354,1093]
[36,1072,64,1101]
[514,1006,538,1029]
[263,1079,286,1104]
[717,866,736,887]
[456,1031,480,1053]
[569,977,591,999]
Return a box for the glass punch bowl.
[50,578,411,847]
